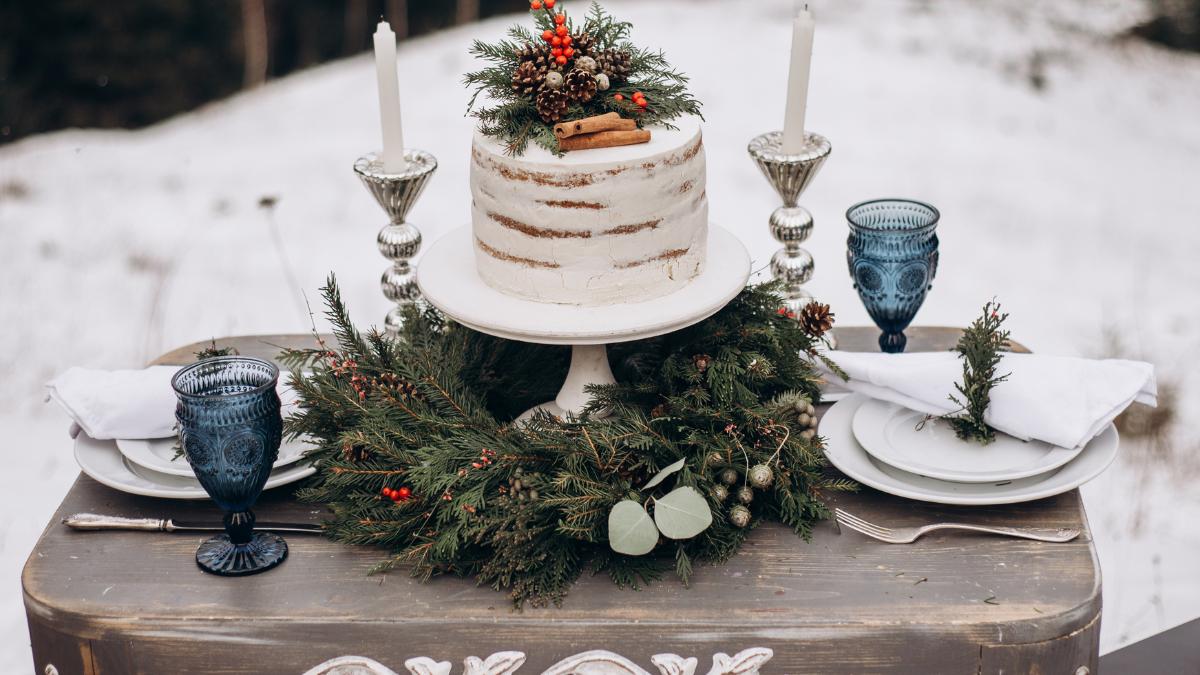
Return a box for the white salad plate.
[116,436,309,478]
[822,395,1118,505]
[75,433,316,500]
[851,398,1085,483]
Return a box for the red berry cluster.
[776,306,798,320]
[381,485,413,503]
[613,91,649,110]
[531,0,571,66]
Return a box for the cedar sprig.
[464,0,702,156]
[943,300,1011,444]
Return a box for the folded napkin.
[47,366,300,440]
[816,351,1156,449]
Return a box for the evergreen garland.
[464,1,702,156]
[282,276,853,607]
[943,301,1011,444]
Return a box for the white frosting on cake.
[470,116,707,306]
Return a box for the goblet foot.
[196,531,288,576]
[879,331,907,354]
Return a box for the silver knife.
[63,512,324,535]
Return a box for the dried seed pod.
[719,468,738,485]
[736,486,755,504]
[729,504,752,528]
[748,464,774,489]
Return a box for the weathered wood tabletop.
[23,328,1101,675]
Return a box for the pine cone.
[515,42,555,73]
[799,301,835,338]
[535,87,569,123]
[564,69,597,104]
[572,32,595,58]
[595,48,632,82]
[511,60,543,98]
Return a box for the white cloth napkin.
[816,351,1156,449]
[46,366,299,440]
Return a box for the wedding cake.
[464,0,705,306]
[470,117,707,306]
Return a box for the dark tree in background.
[1139,0,1200,51]
[0,0,513,144]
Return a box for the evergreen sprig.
[463,1,702,156]
[943,300,1011,444]
[283,276,851,608]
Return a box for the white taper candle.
[782,4,815,154]
[373,21,406,172]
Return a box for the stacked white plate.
[74,433,316,500]
[820,394,1119,505]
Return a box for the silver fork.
[834,508,1080,544]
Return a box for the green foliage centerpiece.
[284,278,850,607]
[465,0,702,155]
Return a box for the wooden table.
[23,328,1101,675]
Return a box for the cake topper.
[465,1,702,156]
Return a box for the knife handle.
[63,513,170,532]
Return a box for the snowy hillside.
[1,0,1198,669]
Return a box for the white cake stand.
[417,225,750,420]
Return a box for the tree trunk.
[344,0,369,55]
[456,0,479,25]
[387,0,409,39]
[241,0,269,88]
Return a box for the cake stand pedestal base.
[417,225,751,419]
[517,344,616,422]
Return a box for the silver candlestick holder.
[353,150,438,336]
[747,131,832,315]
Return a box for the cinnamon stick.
[559,129,652,151]
[553,112,638,139]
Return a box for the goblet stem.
[880,331,907,354]
[225,510,256,545]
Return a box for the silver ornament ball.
[719,468,739,485]
[736,485,755,504]
[594,72,610,91]
[713,485,729,502]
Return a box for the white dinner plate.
[116,436,310,477]
[822,395,1118,505]
[851,399,1085,483]
[75,433,316,500]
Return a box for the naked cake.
[470,116,707,306]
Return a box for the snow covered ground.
[2,0,1198,669]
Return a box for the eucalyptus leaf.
[642,457,686,491]
[653,486,713,540]
[608,500,659,555]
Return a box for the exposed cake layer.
[470,117,708,306]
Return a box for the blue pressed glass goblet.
[846,199,940,353]
[172,356,287,576]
